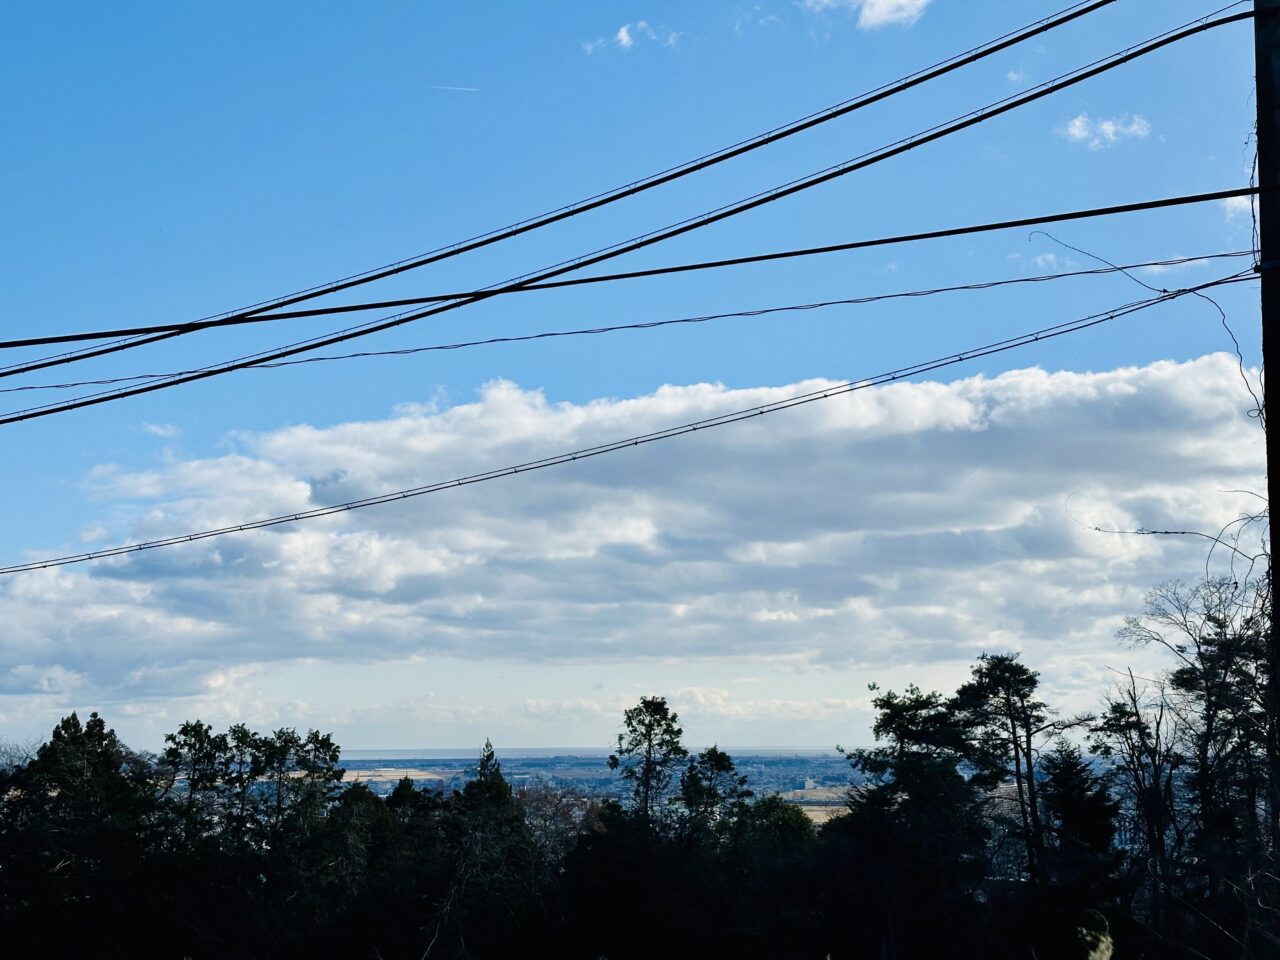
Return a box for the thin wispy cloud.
[586,20,682,54]
[1031,252,1069,270]
[428,84,480,93]
[736,5,782,34]
[1004,251,1078,272]
[79,524,109,545]
[801,0,933,30]
[1057,112,1152,150]
[618,20,682,50]
[1136,256,1210,276]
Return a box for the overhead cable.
[0,9,1254,425]
[0,186,1257,412]
[2,4,1250,384]
[4,191,1259,350]
[0,271,1253,576]
[1,252,1255,395]
[0,330,183,378]
[15,0,1119,354]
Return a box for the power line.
[4,191,1259,351]
[1,252,1254,395]
[11,0,1117,355]
[0,330,182,378]
[446,191,1261,298]
[317,7,1253,310]
[0,10,1253,425]
[2,5,1250,381]
[0,189,1256,410]
[0,272,1253,577]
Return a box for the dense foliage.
[2,575,1277,958]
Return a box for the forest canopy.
[1,575,1275,959]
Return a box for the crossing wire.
[0,190,1258,350]
[0,272,1253,576]
[0,251,1254,395]
[5,0,1122,356]
[0,8,1255,426]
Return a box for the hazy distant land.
[343,749,853,821]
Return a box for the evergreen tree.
[158,719,229,849]
[951,653,1085,886]
[678,744,752,842]
[433,739,537,957]
[0,713,159,958]
[608,696,689,826]
[826,684,990,958]
[1038,739,1121,903]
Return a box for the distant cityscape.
[342,749,855,812]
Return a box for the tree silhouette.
[0,713,158,957]
[1039,739,1121,905]
[608,696,688,826]
[952,652,1086,886]
[679,744,752,842]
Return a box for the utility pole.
[1255,0,1280,845]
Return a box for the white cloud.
[80,524,109,544]
[0,357,1264,745]
[801,0,932,29]
[1222,195,1257,220]
[1136,256,1209,277]
[143,422,180,438]
[736,6,782,34]
[1057,112,1152,150]
[674,686,868,720]
[1005,252,1079,273]
[1007,70,1026,84]
[610,20,681,52]
[1,664,87,695]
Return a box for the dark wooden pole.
[1255,0,1280,846]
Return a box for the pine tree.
[1039,739,1120,903]
[608,696,689,827]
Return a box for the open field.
[799,805,847,825]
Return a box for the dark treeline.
[2,575,1278,958]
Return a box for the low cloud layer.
[0,355,1263,744]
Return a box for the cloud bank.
[0,355,1262,743]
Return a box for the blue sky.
[0,0,1267,750]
